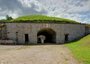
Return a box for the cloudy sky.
[0,0,90,23]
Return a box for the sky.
[0,0,90,23]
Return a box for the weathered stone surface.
[0,23,88,44]
[0,40,14,44]
[1,26,7,38]
[0,31,2,39]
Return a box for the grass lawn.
[65,34,90,64]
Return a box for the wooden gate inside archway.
[37,28,56,43]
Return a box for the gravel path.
[0,45,82,64]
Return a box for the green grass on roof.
[10,15,79,23]
[0,19,9,22]
[86,23,90,25]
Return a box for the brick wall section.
[5,23,86,44]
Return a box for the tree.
[6,15,13,20]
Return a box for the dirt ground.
[0,45,82,64]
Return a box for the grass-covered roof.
[0,19,9,22]
[2,15,80,23]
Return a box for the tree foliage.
[6,15,13,20]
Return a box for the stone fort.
[0,22,89,44]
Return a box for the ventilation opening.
[25,34,29,43]
[37,28,56,43]
[65,34,69,41]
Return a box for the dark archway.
[37,28,56,43]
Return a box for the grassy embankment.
[10,15,80,23]
[86,23,90,25]
[65,34,90,64]
[0,19,9,22]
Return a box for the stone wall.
[0,26,7,39]
[1,26,7,38]
[0,22,6,39]
[85,26,90,35]
[4,23,86,44]
[0,30,2,39]
[0,40,15,44]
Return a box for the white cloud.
[0,0,89,23]
[0,16,6,19]
[0,7,1,10]
[89,19,90,21]
[82,18,89,23]
[0,0,48,19]
[37,0,90,23]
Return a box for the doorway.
[37,28,56,43]
[25,34,29,44]
[65,34,69,41]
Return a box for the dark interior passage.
[37,28,56,43]
[65,34,69,41]
[25,34,29,42]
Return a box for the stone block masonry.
[1,23,86,44]
[0,40,15,44]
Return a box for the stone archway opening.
[37,28,56,43]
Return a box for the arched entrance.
[37,28,56,43]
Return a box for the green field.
[65,34,90,64]
[10,15,80,23]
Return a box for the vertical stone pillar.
[56,32,60,44]
[56,32,64,44]
[30,29,37,44]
